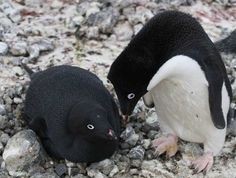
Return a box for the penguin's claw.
[191,152,213,174]
[152,134,178,157]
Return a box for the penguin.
[23,64,121,163]
[107,11,232,173]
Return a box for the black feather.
[24,65,121,163]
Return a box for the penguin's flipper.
[143,92,154,108]
[206,69,226,129]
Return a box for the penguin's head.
[108,47,155,115]
[68,101,118,142]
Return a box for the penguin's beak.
[107,129,117,140]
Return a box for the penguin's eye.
[87,124,95,130]
[127,93,135,99]
[107,79,111,83]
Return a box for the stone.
[127,6,153,25]
[55,163,67,176]
[30,172,59,178]
[10,41,28,56]
[2,130,41,177]
[0,116,8,130]
[128,146,145,160]
[86,168,108,178]
[0,142,3,153]
[0,105,6,115]
[25,0,43,8]
[0,133,10,145]
[109,165,119,177]
[114,21,133,41]
[89,159,115,175]
[0,2,22,23]
[133,23,143,35]
[12,66,24,76]
[86,7,119,34]
[0,42,8,55]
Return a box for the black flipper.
[215,29,236,54]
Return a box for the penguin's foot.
[152,134,178,157]
[191,152,213,175]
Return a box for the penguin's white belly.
[146,55,227,148]
[150,78,212,143]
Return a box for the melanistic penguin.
[23,64,121,163]
[108,11,232,173]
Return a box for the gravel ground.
[0,0,236,177]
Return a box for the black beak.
[107,129,117,140]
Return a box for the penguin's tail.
[215,29,236,54]
[21,63,34,77]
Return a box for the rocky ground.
[0,0,236,177]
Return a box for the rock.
[27,39,54,59]
[142,139,151,149]
[86,7,119,34]
[0,2,22,23]
[0,42,8,55]
[30,172,59,178]
[12,66,24,76]
[130,159,142,168]
[10,41,28,56]
[86,168,108,178]
[127,6,153,25]
[0,105,6,115]
[0,133,10,145]
[89,159,115,175]
[71,174,88,178]
[114,21,133,41]
[108,165,119,177]
[2,130,41,177]
[145,112,159,128]
[0,142,3,153]
[87,27,99,39]
[128,146,145,160]
[25,0,43,8]
[126,133,139,146]
[76,1,94,16]
[55,163,67,176]
[120,126,135,140]
[13,97,23,104]
[0,116,8,130]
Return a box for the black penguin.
[108,11,232,173]
[23,64,121,163]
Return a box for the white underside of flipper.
[146,55,229,155]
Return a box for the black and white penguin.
[108,11,232,173]
[23,65,121,163]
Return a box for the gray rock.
[0,105,6,115]
[87,26,99,39]
[120,126,135,140]
[142,139,151,149]
[86,7,119,34]
[108,165,119,177]
[30,172,59,178]
[12,66,24,76]
[10,41,28,56]
[55,163,67,177]
[89,159,115,175]
[2,130,41,177]
[0,133,10,145]
[114,21,133,41]
[25,0,43,8]
[130,159,142,168]
[86,168,108,178]
[71,174,88,178]
[128,146,145,160]
[127,6,153,25]
[28,39,54,59]
[0,142,3,153]
[0,42,8,55]
[0,116,8,130]
[126,133,139,146]
[0,2,22,23]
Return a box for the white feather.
[147,55,229,155]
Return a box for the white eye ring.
[87,124,94,130]
[127,93,135,99]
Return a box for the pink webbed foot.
[191,152,214,174]
[152,134,178,157]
